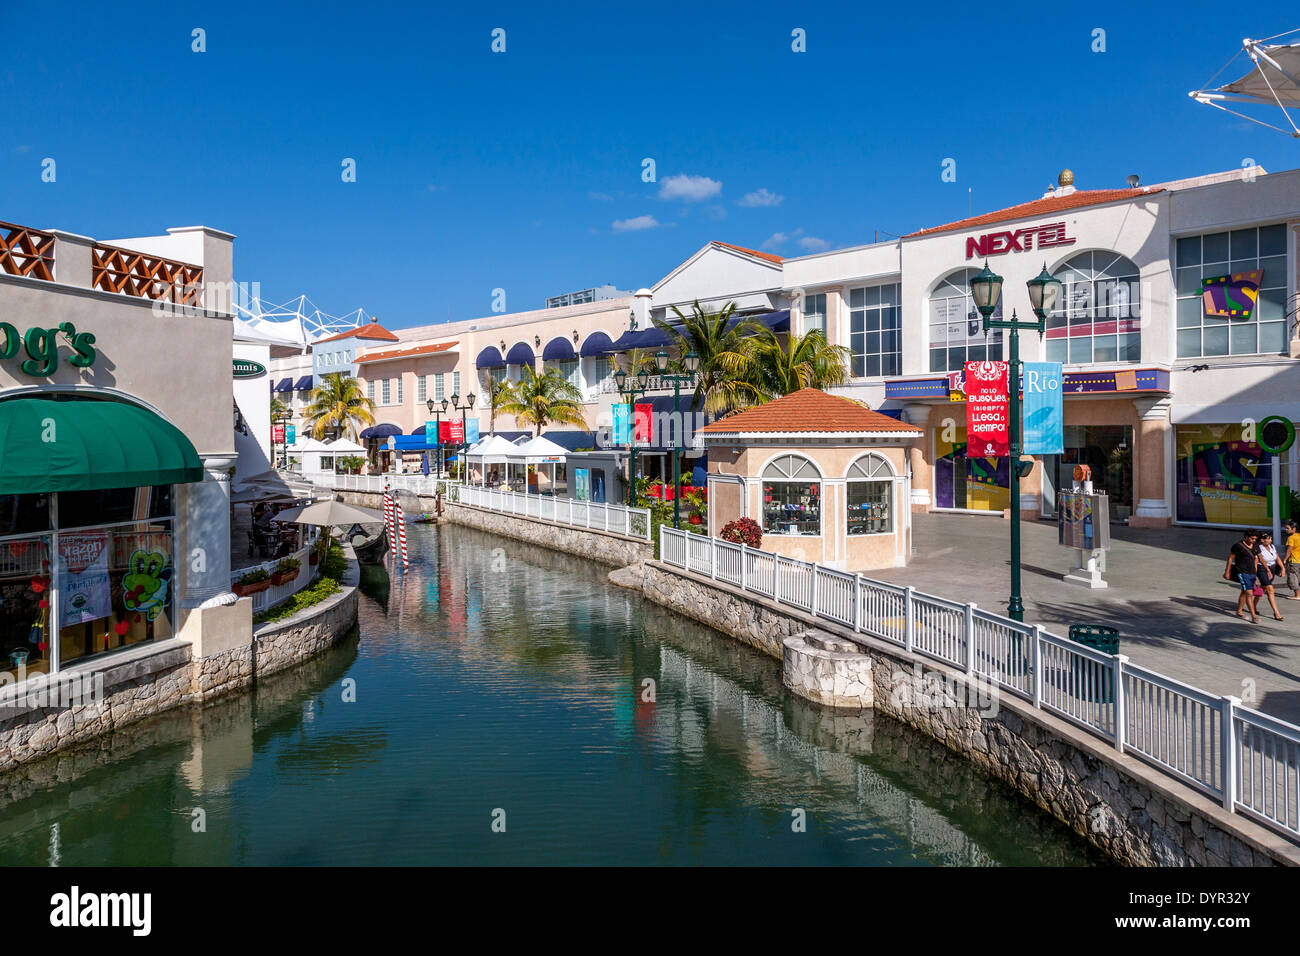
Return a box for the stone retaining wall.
[633,560,1300,867]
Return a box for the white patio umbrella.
[272,499,387,527]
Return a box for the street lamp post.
[451,391,476,482]
[426,397,451,476]
[655,347,700,528]
[272,410,292,469]
[613,363,650,506]
[969,261,1061,623]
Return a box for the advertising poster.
[448,419,464,443]
[1175,424,1273,525]
[612,403,631,445]
[1058,493,1110,550]
[465,419,479,446]
[425,419,436,440]
[1022,362,1064,455]
[964,360,1009,457]
[575,468,590,501]
[58,532,112,627]
[934,426,1009,512]
[286,424,296,445]
[634,403,653,445]
[438,420,451,443]
[271,424,285,443]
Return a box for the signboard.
[271,424,285,443]
[1201,270,1262,319]
[465,418,479,446]
[448,419,464,443]
[574,468,590,501]
[438,421,451,443]
[285,424,295,445]
[964,360,1009,457]
[58,532,111,627]
[612,403,632,445]
[425,419,437,441]
[1058,493,1111,551]
[1,321,97,375]
[634,403,653,445]
[1022,362,1064,455]
[965,221,1075,260]
[233,358,266,378]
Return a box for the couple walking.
[1225,520,1300,623]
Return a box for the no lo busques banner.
[964,360,1009,458]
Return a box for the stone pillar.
[902,403,934,510]
[182,453,238,609]
[1131,397,1172,527]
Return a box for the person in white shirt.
[1256,531,1284,622]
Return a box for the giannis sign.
[233,358,267,378]
[0,321,96,375]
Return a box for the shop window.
[549,358,579,387]
[802,293,827,338]
[1175,423,1282,525]
[1047,251,1141,364]
[934,426,1009,511]
[1175,224,1288,358]
[0,488,176,684]
[761,455,821,536]
[849,283,901,378]
[929,269,1003,372]
[846,454,894,535]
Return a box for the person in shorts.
[1255,530,1284,621]
[1284,519,1300,601]
[1225,529,1260,623]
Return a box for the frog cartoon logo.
[123,549,172,622]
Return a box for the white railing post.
[624,509,630,537]
[853,575,863,632]
[811,566,820,617]
[1113,653,1128,753]
[903,586,914,653]
[1220,694,1239,811]
[740,545,748,592]
[1031,625,1044,709]
[964,602,976,675]
[604,507,610,532]
[774,556,783,603]
[709,537,717,579]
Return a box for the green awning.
[0,397,204,494]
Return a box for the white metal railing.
[657,527,1300,845]
[452,483,651,540]
[231,545,315,615]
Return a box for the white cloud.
[612,215,661,232]
[658,174,722,202]
[588,191,614,202]
[738,188,784,207]
[761,231,792,250]
[798,236,831,252]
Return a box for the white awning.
[507,436,568,463]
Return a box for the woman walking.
[1256,530,1285,621]
[1225,529,1261,623]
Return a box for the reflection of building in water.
[656,646,996,866]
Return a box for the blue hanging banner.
[465,418,480,446]
[1022,362,1064,455]
[612,403,632,445]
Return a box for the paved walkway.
[867,513,1300,725]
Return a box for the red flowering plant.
[720,517,762,549]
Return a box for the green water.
[0,525,1102,865]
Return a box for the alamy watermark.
[889,662,1000,718]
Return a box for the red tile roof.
[315,321,400,344]
[354,342,457,364]
[700,388,922,435]
[713,241,783,264]
[906,187,1164,238]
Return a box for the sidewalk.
[868,512,1300,724]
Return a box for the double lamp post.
[968,261,1061,623]
[424,391,476,479]
[612,347,699,526]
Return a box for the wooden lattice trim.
[91,243,204,305]
[0,220,56,281]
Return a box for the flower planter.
[308,552,320,566]
[233,579,271,597]
[688,513,703,525]
[270,569,300,586]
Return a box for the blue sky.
[2,1,1297,329]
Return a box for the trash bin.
[1068,624,1118,703]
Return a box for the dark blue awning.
[505,342,534,366]
[580,332,614,356]
[609,330,641,352]
[542,336,576,361]
[476,347,505,369]
[272,378,293,392]
[538,430,596,451]
[293,375,313,391]
[725,310,789,335]
[609,326,679,353]
[359,422,403,439]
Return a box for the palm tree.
[653,300,764,415]
[500,365,588,436]
[483,376,516,435]
[270,396,291,420]
[305,372,375,440]
[738,328,851,401]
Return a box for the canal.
[0,525,1103,865]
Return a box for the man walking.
[1284,518,1300,601]
[1225,529,1261,623]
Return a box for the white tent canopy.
[1191,31,1300,138]
[507,435,568,464]
[288,438,332,452]
[466,434,517,463]
[326,438,367,454]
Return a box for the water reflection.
[0,523,1100,866]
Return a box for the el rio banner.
[964,360,1009,457]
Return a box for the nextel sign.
[965,221,1075,260]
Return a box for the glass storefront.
[0,486,174,683]
[1039,425,1133,522]
[1175,423,1285,526]
[934,426,1009,511]
[846,453,894,535]
[762,455,821,536]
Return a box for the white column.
[182,453,238,608]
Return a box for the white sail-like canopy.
[232,294,371,347]
[1191,31,1300,138]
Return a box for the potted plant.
[233,567,271,596]
[720,517,762,549]
[270,557,301,586]
[682,488,707,525]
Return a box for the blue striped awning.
[505,342,534,365]
[476,347,505,369]
[272,378,293,392]
[542,336,576,361]
[579,332,615,356]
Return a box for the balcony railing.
[0,220,55,281]
[91,243,203,305]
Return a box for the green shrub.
[275,556,301,573]
[254,576,342,624]
[320,542,347,581]
[236,567,269,585]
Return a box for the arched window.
[846,454,894,536]
[761,455,821,536]
[928,269,1003,372]
[1049,251,1140,364]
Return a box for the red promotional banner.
[964,360,1009,457]
[447,419,464,443]
[634,403,652,444]
[271,425,285,443]
[438,421,451,442]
